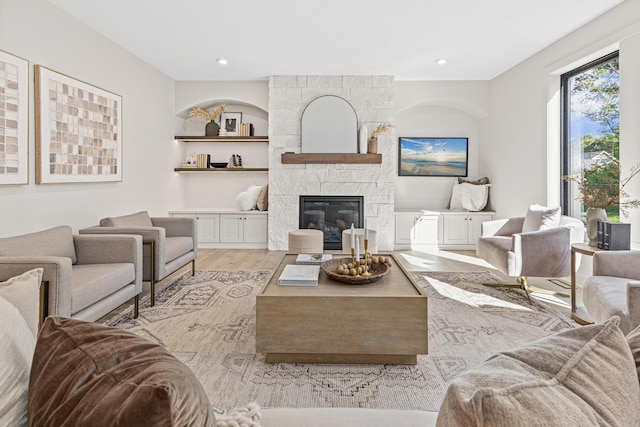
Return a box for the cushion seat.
[165,236,194,263]
[584,275,638,334]
[72,263,135,314]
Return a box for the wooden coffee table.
[256,254,428,364]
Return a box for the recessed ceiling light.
[217,58,228,65]
[435,58,447,65]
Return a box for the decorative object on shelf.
[235,184,263,211]
[562,158,640,245]
[181,152,197,168]
[368,123,393,154]
[221,112,242,136]
[230,154,243,168]
[320,256,391,285]
[0,49,29,185]
[189,105,226,136]
[35,65,122,184]
[206,155,227,169]
[398,137,469,177]
[358,125,368,154]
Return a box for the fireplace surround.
[299,195,363,250]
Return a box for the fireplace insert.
[299,195,363,250]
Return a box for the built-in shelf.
[174,167,268,172]
[281,153,382,164]
[174,136,268,142]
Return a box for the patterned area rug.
[104,269,575,411]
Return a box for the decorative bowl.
[209,162,228,168]
[321,257,390,285]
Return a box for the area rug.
[104,269,575,411]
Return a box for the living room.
[3,0,640,426]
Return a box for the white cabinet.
[169,209,267,249]
[442,212,494,247]
[395,210,495,250]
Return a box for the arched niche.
[176,100,268,136]
[301,95,358,153]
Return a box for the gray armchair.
[476,215,585,298]
[80,211,197,306]
[583,250,640,334]
[0,226,142,321]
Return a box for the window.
[561,52,619,219]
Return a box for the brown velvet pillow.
[457,176,490,185]
[28,317,215,427]
[257,184,268,211]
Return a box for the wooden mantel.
[281,153,382,164]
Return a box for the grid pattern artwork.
[35,65,122,184]
[0,50,29,185]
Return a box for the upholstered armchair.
[0,226,142,321]
[80,211,197,306]
[583,250,640,334]
[476,206,585,297]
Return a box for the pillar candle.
[356,236,360,260]
[350,223,355,249]
[364,220,368,240]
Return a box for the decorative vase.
[205,120,220,137]
[585,207,607,247]
[358,125,368,154]
[367,136,378,154]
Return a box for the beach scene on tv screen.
[399,137,468,176]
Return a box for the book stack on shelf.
[278,264,320,286]
[196,154,207,168]
[238,123,253,136]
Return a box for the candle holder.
[361,239,371,276]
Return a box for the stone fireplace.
[299,195,363,250]
[267,75,396,250]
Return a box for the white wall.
[485,1,640,222]
[0,0,176,236]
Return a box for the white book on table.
[295,253,332,265]
[278,264,320,286]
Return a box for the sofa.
[3,269,640,426]
[0,226,142,321]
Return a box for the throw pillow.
[436,316,640,427]
[522,203,561,232]
[29,316,216,427]
[0,268,43,337]
[450,182,489,211]
[458,176,490,185]
[236,184,263,211]
[0,225,77,264]
[627,324,640,382]
[0,296,36,427]
[257,184,269,211]
[100,211,154,227]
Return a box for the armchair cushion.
[28,316,216,427]
[522,204,560,232]
[0,225,77,264]
[100,211,153,227]
[71,263,136,314]
[165,236,194,263]
[584,276,640,335]
[436,316,640,427]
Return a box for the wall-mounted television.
[398,137,468,177]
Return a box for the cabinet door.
[442,215,469,245]
[395,213,418,245]
[197,214,220,243]
[414,215,439,245]
[467,213,494,245]
[220,214,244,243]
[243,215,267,243]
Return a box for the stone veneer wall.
[268,75,395,250]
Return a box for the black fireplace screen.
[299,196,363,250]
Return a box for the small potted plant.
[190,104,226,136]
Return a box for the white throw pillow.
[450,182,489,212]
[0,268,43,338]
[235,185,263,211]
[522,204,561,232]
[0,296,36,427]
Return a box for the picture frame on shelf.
[35,65,123,184]
[221,112,242,136]
[0,49,29,185]
[398,137,468,177]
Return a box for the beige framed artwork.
[35,65,122,184]
[0,50,29,185]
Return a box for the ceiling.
[48,0,624,81]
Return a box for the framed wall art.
[398,137,468,177]
[0,50,29,185]
[221,112,242,136]
[35,65,122,184]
